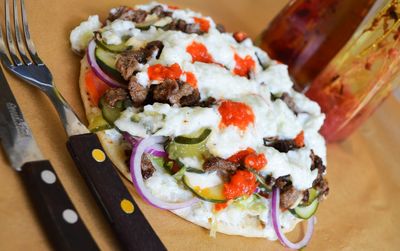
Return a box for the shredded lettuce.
[209,213,218,238]
[233,195,266,213]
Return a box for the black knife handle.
[67,133,166,251]
[20,160,99,251]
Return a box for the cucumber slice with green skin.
[289,198,319,220]
[94,46,125,82]
[174,128,212,144]
[95,37,132,53]
[135,16,172,30]
[167,128,212,160]
[301,188,318,206]
[185,167,205,174]
[182,172,227,203]
[98,96,126,125]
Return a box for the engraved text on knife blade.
[0,101,43,170]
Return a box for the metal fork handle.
[44,86,89,136]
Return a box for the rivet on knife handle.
[67,133,166,251]
[20,160,99,251]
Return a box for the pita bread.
[78,57,301,239]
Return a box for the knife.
[0,1,166,248]
[0,68,99,251]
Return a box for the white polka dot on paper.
[62,209,78,224]
[40,170,56,184]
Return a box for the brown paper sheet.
[0,0,399,250]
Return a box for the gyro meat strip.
[116,51,141,80]
[150,5,173,17]
[141,153,155,180]
[314,178,329,200]
[104,87,129,107]
[168,81,196,105]
[152,79,200,106]
[280,186,302,209]
[108,6,147,23]
[165,19,202,34]
[152,78,178,103]
[128,76,149,107]
[198,97,216,108]
[116,41,164,80]
[216,24,226,33]
[180,89,201,107]
[263,137,301,153]
[310,150,326,174]
[275,175,292,191]
[203,157,239,181]
[280,92,298,115]
[203,157,239,173]
[145,40,164,59]
[310,150,329,200]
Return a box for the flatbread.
[78,57,301,239]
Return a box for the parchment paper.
[0,0,399,250]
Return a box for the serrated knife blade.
[0,68,43,170]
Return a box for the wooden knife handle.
[20,160,99,251]
[67,133,166,251]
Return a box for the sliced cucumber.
[95,36,132,53]
[135,15,172,30]
[98,96,125,125]
[166,128,212,160]
[174,128,212,144]
[289,198,319,220]
[302,188,318,206]
[185,167,205,174]
[182,172,226,203]
[94,46,125,82]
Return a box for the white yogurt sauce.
[71,2,327,239]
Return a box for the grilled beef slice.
[116,41,164,80]
[128,76,149,107]
[152,79,200,106]
[141,153,155,180]
[103,88,129,107]
[165,19,201,34]
[203,157,240,181]
[280,187,302,209]
[149,5,173,17]
[310,150,329,200]
[108,6,148,23]
[263,137,301,153]
[280,92,298,115]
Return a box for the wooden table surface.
[0,1,399,250]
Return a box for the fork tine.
[20,0,42,65]
[0,12,12,66]
[5,0,22,66]
[13,0,31,65]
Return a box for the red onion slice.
[86,40,127,88]
[124,133,168,158]
[271,187,315,250]
[130,136,199,209]
[147,143,168,158]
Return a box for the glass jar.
[258,0,377,90]
[306,0,400,142]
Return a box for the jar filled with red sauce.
[306,0,400,142]
[259,0,400,142]
[258,0,377,90]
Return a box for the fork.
[0,1,166,250]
